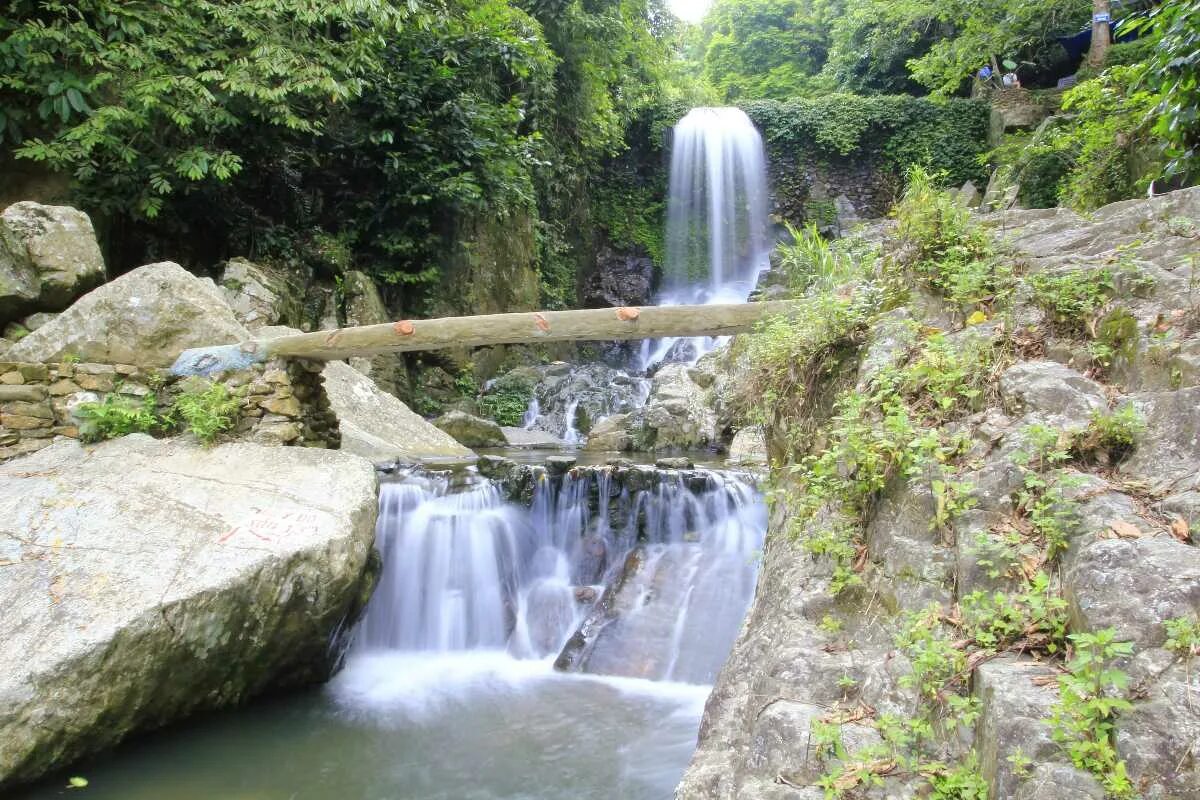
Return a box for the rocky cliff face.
[678,187,1200,800]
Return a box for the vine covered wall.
[743,95,990,224]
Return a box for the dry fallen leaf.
[1108,519,1143,539]
[1170,516,1191,543]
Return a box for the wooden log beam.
[170,301,800,375]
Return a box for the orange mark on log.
[324,330,342,347]
[615,307,640,321]
[533,313,550,333]
[394,320,415,336]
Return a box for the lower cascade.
[354,464,765,678]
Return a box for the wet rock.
[220,257,306,330]
[582,244,653,308]
[641,363,718,452]
[8,262,249,367]
[545,455,577,476]
[523,362,650,441]
[0,201,105,325]
[432,410,506,448]
[999,360,1107,428]
[656,456,693,470]
[582,413,633,452]
[0,436,379,789]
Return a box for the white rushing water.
[351,466,764,670]
[643,106,770,369]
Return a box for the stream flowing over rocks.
[0,436,380,789]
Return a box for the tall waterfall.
[645,107,769,368]
[664,107,769,301]
[352,466,764,681]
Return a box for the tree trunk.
[170,301,804,374]
[1088,0,1112,69]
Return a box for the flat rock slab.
[0,435,379,788]
[321,360,474,464]
[500,426,566,448]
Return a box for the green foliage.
[699,0,833,101]
[591,169,667,266]
[1013,424,1084,559]
[1049,629,1136,798]
[960,573,1068,653]
[1082,405,1145,458]
[745,97,990,216]
[0,0,686,311]
[478,374,535,427]
[171,382,240,445]
[898,604,968,703]
[926,753,989,800]
[1028,268,1116,335]
[994,66,1161,212]
[1164,616,1200,658]
[893,166,1011,313]
[775,223,858,294]
[898,0,1090,96]
[74,393,160,442]
[1134,0,1200,183]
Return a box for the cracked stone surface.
[0,435,379,788]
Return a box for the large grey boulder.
[433,409,506,448]
[219,257,306,330]
[0,436,379,788]
[973,658,1103,800]
[999,360,1107,428]
[8,261,249,366]
[1120,387,1200,492]
[642,363,718,452]
[321,360,474,464]
[1064,537,1200,655]
[0,201,105,324]
[1116,660,1200,800]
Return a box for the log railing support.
[170,301,801,376]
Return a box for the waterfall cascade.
[353,466,764,680]
[644,107,770,369]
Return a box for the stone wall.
[765,150,899,234]
[0,357,338,462]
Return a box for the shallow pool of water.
[18,652,710,800]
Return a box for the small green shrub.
[1028,268,1115,335]
[927,753,989,800]
[172,382,240,445]
[960,573,1068,654]
[893,166,1011,314]
[1079,405,1145,460]
[1165,616,1200,658]
[776,222,857,295]
[1049,629,1136,798]
[478,374,535,427]
[74,393,160,442]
